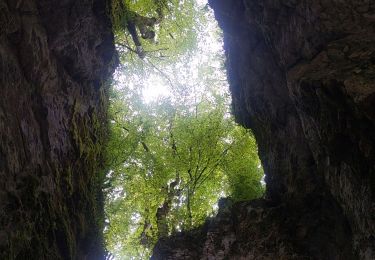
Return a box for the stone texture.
[0,0,117,259]
[152,0,375,259]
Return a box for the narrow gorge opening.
[0,0,375,260]
[1,0,374,259]
[104,0,264,258]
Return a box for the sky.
[138,0,225,103]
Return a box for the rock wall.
[0,0,116,259]
[152,0,375,259]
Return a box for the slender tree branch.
[116,42,137,53]
[145,58,176,89]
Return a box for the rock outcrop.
[0,0,116,259]
[152,0,375,259]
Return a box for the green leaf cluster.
[111,0,203,63]
[105,1,265,259]
[105,83,264,258]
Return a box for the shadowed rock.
[152,0,375,259]
[0,0,117,258]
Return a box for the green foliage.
[104,84,264,258]
[105,1,265,259]
[111,0,202,64]
[223,127,265,201]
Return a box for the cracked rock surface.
[152,0,375,259]
[0,0,116,258]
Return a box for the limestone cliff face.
[0,0,116,259]
[152,0,375,259]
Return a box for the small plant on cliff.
[105,0,264,259]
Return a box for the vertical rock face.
[0,0,116,259]
[152,0,375,259]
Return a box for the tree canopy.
[111,0,201,61]
[105,1,264,259]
